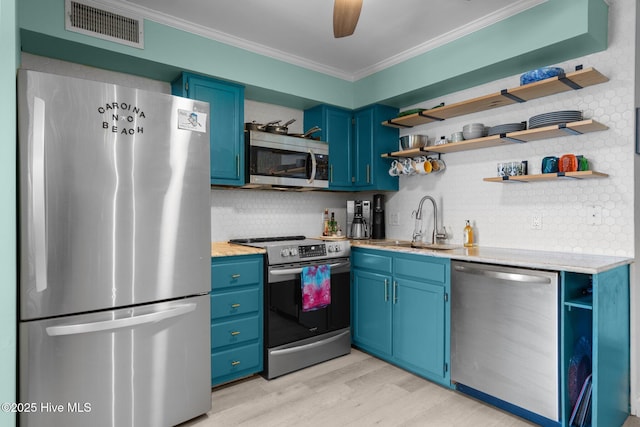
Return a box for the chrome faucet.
[412,195,446,244]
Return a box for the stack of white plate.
[529,110,583,129]
[487,122,527,136]
[462,123,487,139]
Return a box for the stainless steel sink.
[364,240,461,250]
[411,242,462,250]
[365,240,413,248]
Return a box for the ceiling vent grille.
[65,0,144,49]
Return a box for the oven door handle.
[270,261,350,276]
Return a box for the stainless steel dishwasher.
[451,261,560,423]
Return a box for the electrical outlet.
[531,213,542,230]
[587,205,602,225]
[390,213,400,226]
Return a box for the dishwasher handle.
[453,265,552,284]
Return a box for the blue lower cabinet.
[210,255,263,386]
[351,248,450,386]
[211,343,262,385]
[352,269,392,356]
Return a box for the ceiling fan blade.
[333,0,363,38]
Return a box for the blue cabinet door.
[393,277,446,382]
[352,269,392,356]
[172,73,244,186]
[354,104,399,191]
[353,108,373,188]
[304,105,352,189]
[305,104,398,191]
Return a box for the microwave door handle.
[307,149,317,184]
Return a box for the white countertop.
[351,241,632,274]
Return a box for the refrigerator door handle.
[45,303,197,336]
[33,97,48,292]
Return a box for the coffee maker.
[371,194,385,239]
[347,200,370,239]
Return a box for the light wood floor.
[182,349,640,427]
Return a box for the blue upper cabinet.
[305,104,399,191]
[304,105,353,189]
[353,105,399,191]
[172,73,245,186]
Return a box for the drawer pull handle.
[230,331,241,336]
[231,360,241,366]
[231,303,241,309]
[231,274,241,279]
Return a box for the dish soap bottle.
[322,208,329,236]
[463,220,474,247]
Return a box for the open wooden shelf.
[483,170,608,183]
[382,67,609,129]
[381,120,608,158]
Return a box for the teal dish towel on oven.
[301,265,331,312]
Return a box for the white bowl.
[463,123,484,131]
[462,130,484,140]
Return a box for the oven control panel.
[269,240,350,264]
[298,244,327,258]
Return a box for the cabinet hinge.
[444,292,449,302]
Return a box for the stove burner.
[229,235,305,244]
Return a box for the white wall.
[386,1,635,258]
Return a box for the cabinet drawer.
[352,250,392,274]
[211,342,261,380]
[211,258,262,290]
[211,288,260,319]
[211,315,260,350]
[394,255,447,284]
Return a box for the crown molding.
[95,0,547,82]
[352,0,547,81]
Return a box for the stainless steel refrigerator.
[18,70,212,427]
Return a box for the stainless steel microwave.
[244,130,329,189]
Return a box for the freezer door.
[18,70,211,319]
[19,295,211,427]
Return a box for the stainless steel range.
[229,236,351,379]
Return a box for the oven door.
[266,258,350,348]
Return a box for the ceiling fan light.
[333,0,363,38]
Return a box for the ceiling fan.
[333,0,363,38]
